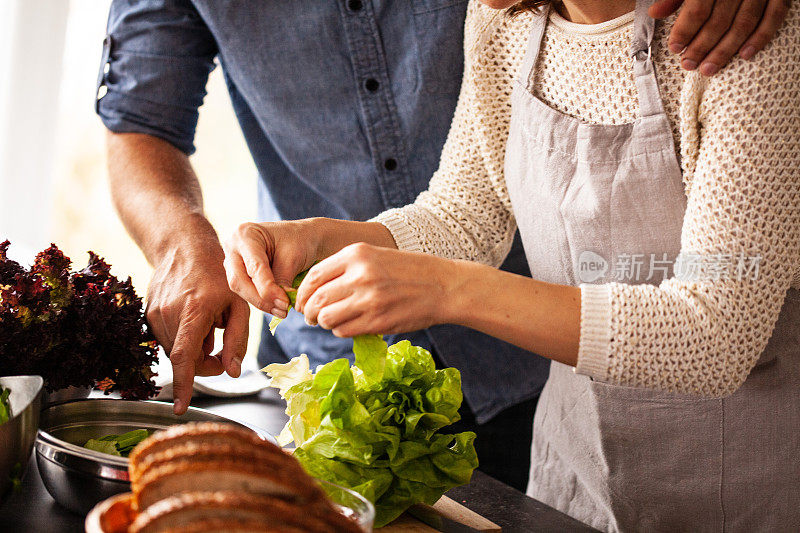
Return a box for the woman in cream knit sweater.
[224,0,799,530]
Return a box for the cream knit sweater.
[375,2,800,397]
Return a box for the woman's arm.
[225,0,792,315]
[572,5,800,395]
[294,245,582,367]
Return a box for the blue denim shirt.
[96,0,549,423]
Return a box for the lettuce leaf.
[263,353,313,398]
[264,335,477,527]
[268,269,310,335]
[0,387,10,425]
[83,429,150,457]
[84,438,121,456]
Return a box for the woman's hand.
[294,243,455,337]
[650,0,791,75]
[223,220,320,318]
[223,219,399,319]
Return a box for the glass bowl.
[317,479,375,532]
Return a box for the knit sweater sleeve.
[372,3,523,267]
[576,8,800,396]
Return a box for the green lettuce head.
[264,335,478,527]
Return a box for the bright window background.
[1,0,263,360]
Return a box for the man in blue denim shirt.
[96,0,782,491]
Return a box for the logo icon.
[578,251,608,283]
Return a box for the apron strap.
[519,4,551,92]
[629,0,667,118]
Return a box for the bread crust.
[125,422,364,533]
[161,519,304,533]
[130,442,308,488]
[130,491,362,533]
[129,423,280,476]
[134,459,323,511]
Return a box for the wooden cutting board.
[378,495,501,532]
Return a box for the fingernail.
[173,399,184,414]
[699,62,718,76]
[270,307,287,319]
[669,42,684,54]
[681,58,698,71]
[305,316,316,327]
[229,359,242,378]
[274,298,289,311]
[740,45,756,60]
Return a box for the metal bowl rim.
[37,427,130,468]
[35,398,274,469]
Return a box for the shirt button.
[347,0,363,11]
[364,78,379,92]
[384,158,398,171]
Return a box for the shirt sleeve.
[576,6,800,397]
[96,0,218,155]
[373,3,522,267]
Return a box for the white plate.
[153,354,270,400]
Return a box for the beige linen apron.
[504,2,800,531]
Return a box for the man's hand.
[147,245,249,414]
[106,132,250,415]
[651,0,791,76]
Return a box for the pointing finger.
[169,310,212,415]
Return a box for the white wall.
[0,0,70,262]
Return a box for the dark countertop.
[0,391,596,532]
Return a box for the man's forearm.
[106,131,221,265]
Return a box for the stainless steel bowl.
[0,375,44,506]
[42,386,92,406]
[35,399,273,514]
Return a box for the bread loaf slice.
[129,423,280,479]
[130,491,361,533]
[126,422,366,532]
[134,460,323,511]
[130,442,309,490]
